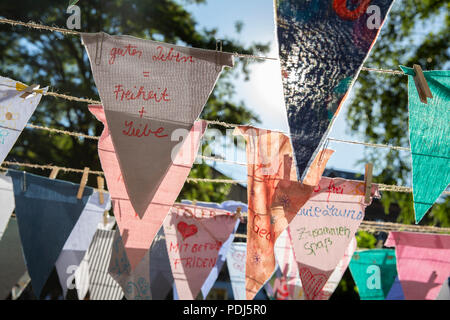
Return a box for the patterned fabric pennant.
[55,191,111,298]
[7,170,93,298]
[399,67,450,223]
[0,173,15,240]
[288,177,379,300]
[81,32,233,218]
[163,204,238,300]
[275,0,394,181]
[386,276,405,300]
[89,105,206,270]
[226,242,247,300]
[0,77,48,164]
[385,231,450,300]
[234,126,333,300]
[349,249,398,300]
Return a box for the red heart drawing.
[299,268,328,300]
[177,221,198,240]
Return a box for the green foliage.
[0,0,267,201]
[356,231,377,249]
[347,0,450,226]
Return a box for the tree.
[0,0,268,203]
[347,0,449,226]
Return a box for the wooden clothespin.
[97,176,105,205]
[49,167,60,180]
[413,64,433,104]
[192,200,197,206]
[19,84,40,99]
[364,163,373,204]
[77,167,90,199]
[103,210,109,226]
[235,207,244,222]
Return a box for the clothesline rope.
[2,160,449,196]
[0,17,404,73]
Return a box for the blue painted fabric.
[275,0,395,180]
[386,276,405,300]
[7,170,92,298]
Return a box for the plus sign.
[139,106,146,118]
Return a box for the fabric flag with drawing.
[0,77,48,164]
[274,229,356,300]
[349,249,397,300]
[75,229,124,300]
[6,170,93,298]
[226,242,247,300]
[163,204,238,300]
[385,231,450,300]
[234,126,333,300]
[399,67,450,223]
[0,173,15,240]
[386,276,405,300]
[181,200,244,298]
[89,105,206,270]
[275,0,394,181]
[55,191,111,298]
[289,177,379,300]
[81,32,233,219]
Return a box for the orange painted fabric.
[234,126,333,300]
[89,105,206,270]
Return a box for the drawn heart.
[299,268,328,300]
[177,221,198,240]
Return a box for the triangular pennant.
[226,242,247,300]
[0,77,48,164]
[163,204,238,300]
[385,231,450,300]
[275,0,395,181]
[7,170,93,298]
[436,278,450,300]
[399,67,450,223]
[0,173,15,240]
[386,276,405,300]
[75,229,124,300]
[288,177,379,300]
[274,229,356,300]
[234,126,333,300]
[82,32,233,218]
[89,105,206,270]
[349,249,398,300]
[55,191,111,298]
[181,200,243,298]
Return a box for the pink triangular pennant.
[89,105,206,270]
[289,177,379,300]
[82,33,233,218]
[163,204,238,300]
[385,231,450,300]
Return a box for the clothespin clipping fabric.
[77,167,90,199]
[364,163,373,204]
[413,64,433,104]
[97,176,105,204]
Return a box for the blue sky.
[182,0,406,182]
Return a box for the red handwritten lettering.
[332,0,372,21]
[122,121,168,138]
[152,46,194,63]
[252,215,274,241]
[109,44,143,65]
[113,85,170,103]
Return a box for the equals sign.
[143,71,150,78]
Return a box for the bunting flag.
[0,218,27,299]
[349,249,398,300]
[386,276,405,300]
[6,170,93,298]
[275,0,394,181]
[75,229,124,300]
[226,242,247,300]
[81,32,233,218]
[0,77,48,164]
[0,173,15,240]
[89,105,207,270]
[399,67,450,223]
[274,230,356,300]
[288,177,379,300]
[234,126,333,300]
[180,200,243,298]
[163,204,238,300]
[55,191,111,298]
[436,278,450,300]
[385,231,450,300]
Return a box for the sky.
[181,0,405,182]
